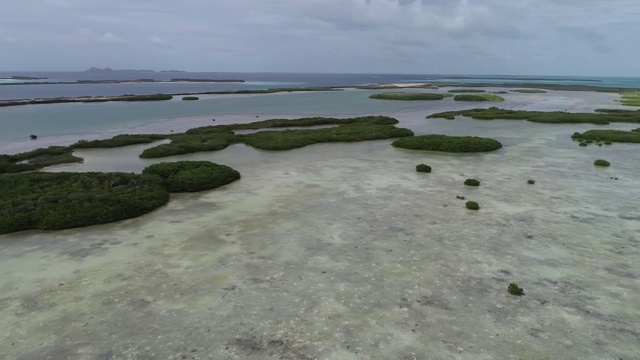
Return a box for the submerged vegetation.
[572,128,640,144]
[392,135,502,153]
[428,107,640,124]
[416,164,432,173]
[369,92,445,101]
[453,94,505,102]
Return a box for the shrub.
[448,89,485,93]
[453,94,505,102]
[508,283,524,296]
[142,161,241,192]
[392,135,502,153]
[369,92,445,101]
[572,129,640,144]
[594,159,610,167]
[416,164,431,173]
[464,178,480,186]
[528,179,535,184]
[465,201,480,210]
[182,96,199,101]
[0,172,169,234]
[579,142,588,147]
[427,107,640,125]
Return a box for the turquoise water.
[0,90,454,141]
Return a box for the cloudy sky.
[1,0,639,75]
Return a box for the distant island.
[0,75,48,80]
[84,67,187,73]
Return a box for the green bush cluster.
[416,164,431,173]
[241,125,413,151]
[1,117,410,170]
[620,91,640,106]
[428,107,640,124]
[512,89,547,94]
[182,96,200,101]
[112,94,173,102]
[464,178,481,186]
[528,179,536,185]
[369,92,445,101]
[453,94,505,102]
[0,146,83,174]
[594,159,611,167]
[0,172,169,234]
[140,131,236,158]
[465,201,480,210]
[72,134,167,149]
[571,129,640,144]
[142,161,241,192]
[392,135,502,153]
[448,89,485,93]
[508,283,524,296]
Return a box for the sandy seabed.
[0,90,639,360]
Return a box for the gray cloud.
[0,0,638,75]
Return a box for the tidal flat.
[0,89,639,359]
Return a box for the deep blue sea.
[1,72,640,100]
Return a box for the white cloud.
[78,28,127,46]
[150,36,171,49]
[0,31,17,44]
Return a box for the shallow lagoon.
[0,90,639,359]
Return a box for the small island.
[369,92,446,100]
[453,94,505,102]
[0,161,242,234]
[392,135,503,153]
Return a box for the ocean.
[1,72,640,100]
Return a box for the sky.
[1,0,639,75]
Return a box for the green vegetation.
[572,128,640,144]
[142,161,240,192]
[620,91,640,106]
[240,125,413,151]
[464,178,480,187]
[416,164,432,173]
[508,283,524,296]
[142,116,412,157]
[0,172,169,234]
[448,89,485,93]
[594,159,611,167]
[453,94,505,102]
[528,179,536,185]
[579,142,588,147]
[428,107,640,124]
[73,134,167,149]
[1,117,411,171]
[182,96,200,101]
[0,146,83,174]
[111,94,173,102]
[512,89,547,93]
[369,92,445,101]
[465,201,480,210]
[392,135,502,153]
